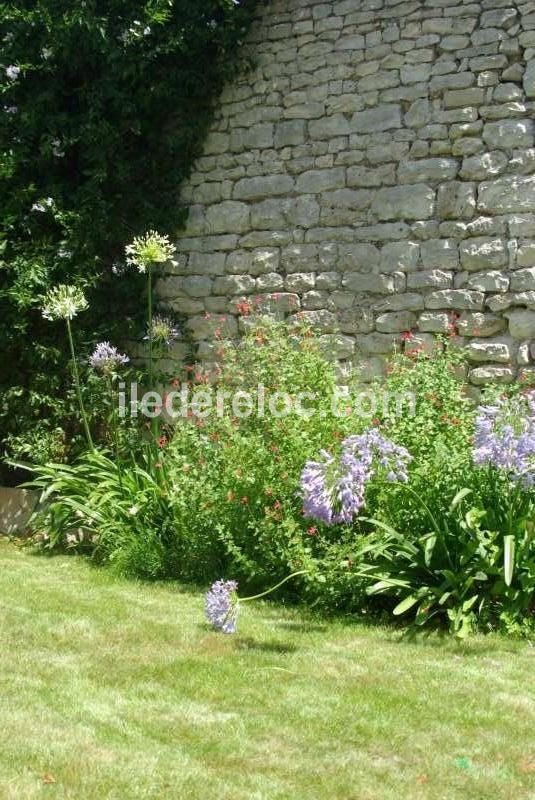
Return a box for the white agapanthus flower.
[5,65,20,81]
[125,230,176,273]
[42,285,88,321]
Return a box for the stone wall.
[159,0,535,387]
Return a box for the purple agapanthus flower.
[205,580,239,634]
[301,429,412,526]
[474,391,535,486]
[89,341,129,374]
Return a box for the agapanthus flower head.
[31,197,54,213]
[301,429,412,526]
[474,391,535,486]
[6,65,20,81]
[89,342,129,374]
[42,284,88,321]
[205,580,239,634]
[145,315,179,347]
[125,230,175,273]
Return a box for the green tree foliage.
[0,0,255,479]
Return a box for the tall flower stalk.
[125,231,176,437]
[89,342,129,476]
[42,285,93,449]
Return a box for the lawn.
[0,539,534,800]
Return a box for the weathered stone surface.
[182,276,213,297]
[343,272,404,294]
[371,184,435,221]
[404,99,432,128]
[506,309,535,338]
[206,201,250,234]
[285,272,316,292]
[374,293,425,312]
[482,120,535,149]
[338,243,380,272]
[469,366,515,384]
[478,176,535,214]
[517,243,535,268]
[444,88,485,108]
[465,271,509,293]
[376,311,417,333]
[398,158,459,184]
[356,333,398,355]
[213,275,256,295]
[233,175,295,201]
[460,151,508,180]
[418,312,451,333]
[524,60,535,99]
[466,338,512,363]
[296,168,346,194]
[457,312,506,337]
[437,182,476,220]
[510,268,535,291]
[379,242,420,273]
[420,238,459,269]
[408,270,453,289]
[459,238,508,271]
[318,334,355,360]
[351,104,402,133]
[425,290,484,310]
[338,308,375,334]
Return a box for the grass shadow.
[275,621,328,634]
[235,636,297,654]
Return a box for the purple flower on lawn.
[205,580,239,634]
[301,429,412,526]
[474,391,535,486]
[89,342,129,374]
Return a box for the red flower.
[236,299,252,315]
[158,436,168,448]
[400,330,414,342]
[307,526,318,536]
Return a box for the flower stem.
[66,317,93,449]
[147,266,154,390]
[107,375,123,487]
[240,571,307,603]
[146,266,160,444]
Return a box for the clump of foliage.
[0,0,256,480]
[302,350,535,636]
[19,269,535,636]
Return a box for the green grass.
[0,540,534,799]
